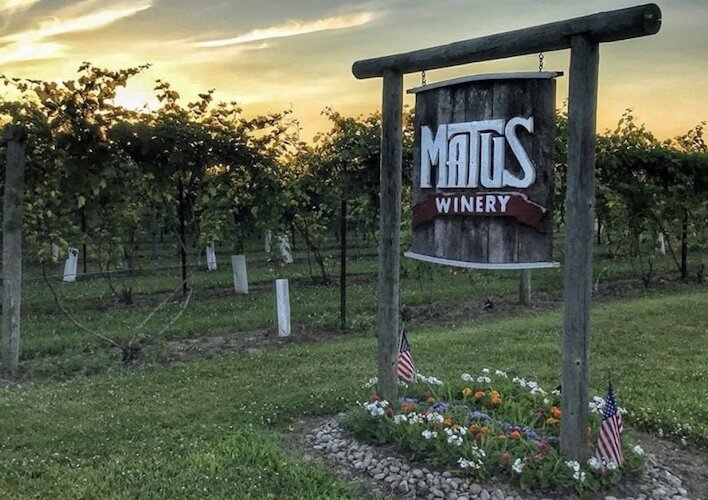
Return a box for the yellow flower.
[497,433,507,442]
[546,417,559,426]
[426,397,436,404]
[491,396,502,407]
[462,387,473,397]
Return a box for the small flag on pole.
[595,381,624,466]
[397,331,416,382]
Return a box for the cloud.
[0,0,152,66]
[0,41,64,66]
[2,1,153,43]
[193,12,375,48]
[0,0,40,14]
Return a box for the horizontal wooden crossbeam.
[352,3,661,79]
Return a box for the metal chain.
[421,70,427,86]
[538,52,544,72]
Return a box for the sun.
[113,86,160,112]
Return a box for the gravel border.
[300,416,691,500]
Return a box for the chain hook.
[421,70,427,86]
[538,52,544,72]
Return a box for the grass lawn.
[1,289,706,498]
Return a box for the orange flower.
[546,417,559,426]
[400,403,417,414]
[444,417,454,426]
[474,390,486,399]
[550,406,562,419]
[491,396,502,407]
[490,390,501,399]
[481,426,490,434]
[510,430,522,440]
[468,423,481,434]
[462,387,473,397]
[497,433,507,442]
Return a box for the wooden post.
[519,269,532,305]
[231,254,248,294]
[376,70,403,401]
[275,279,291,337]
[560,34,599,461]
[340,195,347,332]
[2,125,27,378]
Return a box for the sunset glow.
[0,1,705,141]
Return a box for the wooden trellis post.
[352,3,661,460]
[2,125,27,379]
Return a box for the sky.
[0,0,705,141]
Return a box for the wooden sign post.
[353,4,661,460]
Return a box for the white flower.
[422,430,437,440]
[447,435,463,446]
[543,398,551,405]
[363,399,389,417]
[658,428,664,437]
[606,460,618,471]
[458,457,482,470]
[476,376,491,384]
[407,413,422,425]
[481,368,490,374]
[573,471,586,482]
[416,373,444,385]
[632,445,644,456]
[425,412,444,424]
[461,373,473,382]
[565,460,580,472]
[512,458,524,474]
[393,414,408,424]
[494,370,508,378]
[587,457,601,470]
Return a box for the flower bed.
[343,369,646,494]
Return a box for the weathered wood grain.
[560,34,599,461]
[376,70,403,401]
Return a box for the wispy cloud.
[0,0,152,66]
[193,12,375,48]
[0,0,40,14]
[2,2,153,43]
[0,41,64,66]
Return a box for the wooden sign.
[405,72,560,269]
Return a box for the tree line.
[1,64,706,293]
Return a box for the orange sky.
[0,0,706,141]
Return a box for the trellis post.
[2,125,27,379]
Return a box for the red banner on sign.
[412,192,547,231]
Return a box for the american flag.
[397,331,416,382]
[595,382,624,466]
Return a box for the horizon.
[0,0,706,142]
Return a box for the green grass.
[14,238,701,379]
[0,289,706,498]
